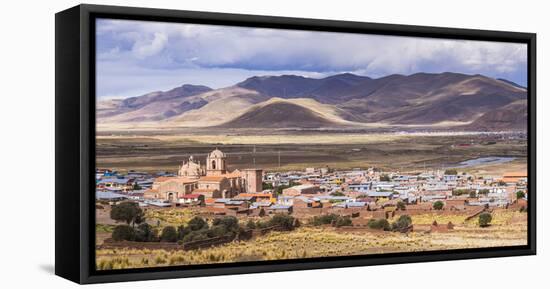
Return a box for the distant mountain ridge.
[120,84,212,109]
[97,72,527,131]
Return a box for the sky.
[96,18,528,99]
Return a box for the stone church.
[145,149,263,202]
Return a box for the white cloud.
[131,32,168,59]
[95,18,528,98]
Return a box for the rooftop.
[200,176,227,182]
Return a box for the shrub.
[396,201,406,211]
[207,225,228,238]
[187,216,209,231]
[259,208,266,217]
[255,220,269,229]
[312,214,352,227]
[154,256,166,265]
[182,230,208,242]
[444,169,458,175]
[516,191,526,199]
[479,212,492,227]
[367,219,391,231]
[110,202,145,226]
[433,201,444,210]
[160,226,178,242]
[312,214,339,226]
[262,182,273,190]
[330,191,345,197]
[177,225,191,241]
[392,215,412,231]
[453,189,474,196]
[246,220,256,230]
[135,223,156,242]
[478,189,490,195]
[212,216,239,232]
[335,216,352,227]
[112,225,135,241]
[268,214,296,230]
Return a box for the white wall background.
[0,0,546,287]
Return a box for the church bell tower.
[206,148,227,176]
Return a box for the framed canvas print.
[55,4,536,284]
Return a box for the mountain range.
[97,72,527,131]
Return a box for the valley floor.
[96,132,527,172]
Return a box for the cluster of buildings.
[96,149,528,217]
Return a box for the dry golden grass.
[144,208,197,226]
[97,133,410,145]
[96,212,527,270]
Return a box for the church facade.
[145,149,263,202]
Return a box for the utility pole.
[253,144,256,167]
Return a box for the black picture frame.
[55,4,536,284]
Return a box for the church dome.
[209,149,226,158]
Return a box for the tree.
[392,215,412,231]
[444,169,458,175]
[330,191,345,197]
[433,201,444,210]
[135,223,156,242]
[187,216,209,231]
[112,225,135,241]
[259,208,266,217]
[177,225,191,240]
[479,212,492,227]
[212,216,239,232]
[262,182,273,190]
[212,216,240,237]
[110,202,145,227]
[397,201,406,211]
[516,191,526,199]
[160,226,178,242]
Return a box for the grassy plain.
[96,210,527,270]
[96,132,526,172]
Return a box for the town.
[97,148,528,217]
[95,147,528,269]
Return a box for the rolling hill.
[97,72,528,131]
[218,100,340,128]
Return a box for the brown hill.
[97,84,212,122]
[218,100,341,128]
[462,100,528,130]
[337,73,526,124]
